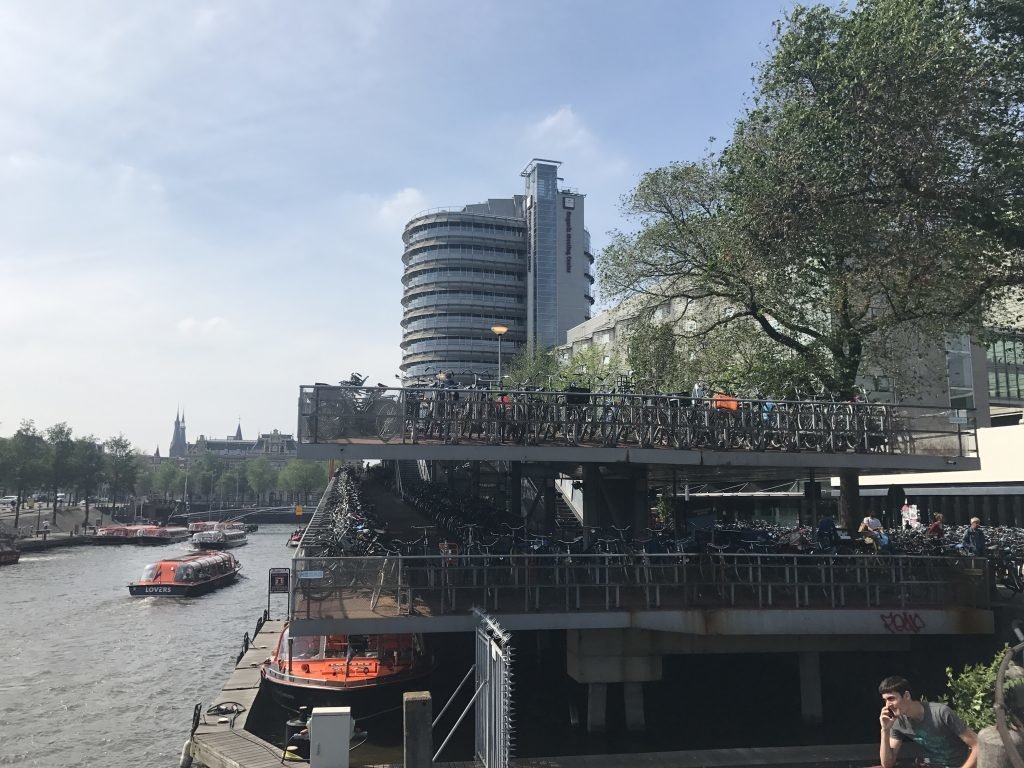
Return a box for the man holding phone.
[877,676,978,768]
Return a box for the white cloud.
[526,105,628,178]
[376,187,427,227]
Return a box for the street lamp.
[491,324,509,384]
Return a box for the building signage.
[298,570,324,580]
[565,210,572,255]
[269,567,290,593]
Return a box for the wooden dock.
[189,619,288,768]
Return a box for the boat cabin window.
[141,564,158,581]
[178,565,195,582]
[283,631,322,660]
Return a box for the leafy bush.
[944,646,1023,732]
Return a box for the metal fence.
[297,385,977,457]
[475,610,514,768]
[290,552,990,619]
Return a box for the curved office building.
[400,161,594,384]
[401,202,528,382]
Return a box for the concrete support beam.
[470,461,480,498]
[587,683,607,733]
[799,651,823,727]
[403,691,432,768]
[566,629,663,683]
[581,464,606,532]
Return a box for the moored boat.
[286,527,305,547]
[188,521,219,534]
[260,626,433,712]
[128,550,242,596]
[0,531,20,566]
[135,525,191,545]
[92,525,143,544]
[191,525,247,549]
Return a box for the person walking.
[877,675,978,768]
[962,517,987,556]
[926,512,945,539]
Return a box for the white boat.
[191,525,248,549]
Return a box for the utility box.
[309,706,352,768]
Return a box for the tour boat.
[261,626,433,712]
[135,525,191,545]
[128,550,242,596]
[188,521,220,534]
[191,525,248,549]
[0,532,20,566]
[92,525,143,544]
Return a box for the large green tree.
[154,462,182,501]
[45,422,74,524]
[600,0,1024,524]
[279,460,328,504]
[246,456,277,506]
[72,437,104,525]
[104,435,137,518]
[7,421,47,527]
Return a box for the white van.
[0,495,18,507]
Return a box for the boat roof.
[147,550,238,565]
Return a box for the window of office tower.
[987,332,1024,401]
[944,333,976,410]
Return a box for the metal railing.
[290,552,990,620]
[297,385,978,457]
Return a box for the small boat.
[135,525,191,545]
[128,550,242,596]
[191,525,248,549]
[0,531,20,566]
[261,626,433,712]
[92,525,143,544]
[286,528,305,547]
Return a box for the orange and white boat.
[261,626,433,711]
[128,549,242,596]
[92,525,144,544]
[135,525,191,545]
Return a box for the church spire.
[235,421,243,441]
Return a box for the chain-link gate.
[474,608,514,768]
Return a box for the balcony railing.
[296,385,978,457]
[289,552,990,622]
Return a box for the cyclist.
[961,517,986,556]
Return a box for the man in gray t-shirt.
[878,675,978,768]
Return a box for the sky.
[0,0,817,454]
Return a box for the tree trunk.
[838,469,861,529]
[52,483,59,524]
[84,497,90,526]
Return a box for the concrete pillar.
[799,651,823,727]
[631,467,649,538]
[581,464,606,532]
[403,691,432,768]
[587,683,607,733]
[544,479,556,532]
[624,682,645,732]
[470,461,481,499]
[1013,496,1023,528]
[509,462,523,519]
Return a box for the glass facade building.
[400,160,593,382]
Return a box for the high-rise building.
[400,159,594,382]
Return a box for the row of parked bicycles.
[300,377,920,455]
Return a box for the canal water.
[0,524,1001,767]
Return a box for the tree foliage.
[104,434,138,510]
[72,436,104,525]
[45,422,74,523]
[246,456,277,505]
[600,0,1024,399]
[944,646,1024,732]
[278,460,328,503]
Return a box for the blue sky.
[0,0,812,454]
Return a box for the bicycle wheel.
[375,401,402,442]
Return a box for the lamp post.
[491,324,509,385]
